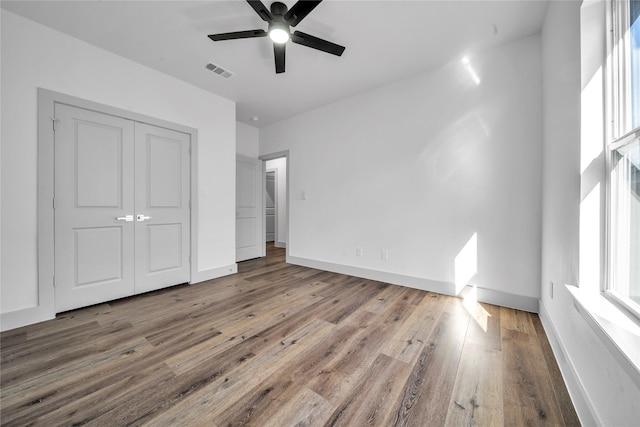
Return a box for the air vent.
[204,62,235,79]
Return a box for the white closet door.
[54,105,191,312]
[134,123,190,293]
[54,104,135,312]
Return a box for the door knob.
[137,214,152,222]
[116,215,134,222]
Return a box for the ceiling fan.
[208,0,345,74]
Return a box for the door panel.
[74,227,124,286]
[54,104,135,312]
[147,223,183,273]
[75,122,123,207]
[134,123,190,293]
[236,156,263,261]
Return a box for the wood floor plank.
[502,328,565,426]
[145,318,337,426]
[391,311,469,426]
[379,292,447,365]
[531,315,581,427]
[0,244,579,426]
[322,353,412,426]
[464,300,502,351]
[444,342,503,426]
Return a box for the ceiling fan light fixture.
[268,22,290,44]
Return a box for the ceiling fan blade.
[292,31,345,56]
[208,29,267,41]
[284,0,322,26]
[246,0,273,21]
[274,43,286,74]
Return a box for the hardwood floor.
[1,244,580,426]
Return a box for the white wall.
[1,11,236,328]
[260,34,543,311]
[266,157,287,247]
[236,121,259,158]
[540,1,640,425]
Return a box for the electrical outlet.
[356,247,363,257]
[550,281,554,299]
[381,249,389,261]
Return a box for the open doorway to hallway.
[262,154,288,249]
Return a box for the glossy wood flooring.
[1,244,579,426]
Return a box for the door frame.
[35,88,199,320]
[259,151,290,259]
[265,168,277,244]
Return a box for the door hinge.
[52,117,60,131]
[53,198,55,209]
[189,145,192,155]
[53,276,55,288]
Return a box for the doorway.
[263,155,288,249]
[265,170,276,243]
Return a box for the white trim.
[566,284,640,388]
[539,300,600,427]
[190,264,238,284]
[274,241,287,248]
[1,306,55,332]
[286,255,539,313]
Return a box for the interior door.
[265,171,276,242]
[236,155,263,261]
[54,104,135,311]
[54,105,191,312]
[134,123,190,293]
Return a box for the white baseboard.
[539,300,599,426]
[190,263,237,284]
[286,256,538,312]
[1,305,55,332]
[275,241,287,248]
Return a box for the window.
[608,0,640,317]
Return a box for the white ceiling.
[2,0,549,127]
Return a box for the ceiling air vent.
[204,62,235,79]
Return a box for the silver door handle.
[137,214,152,222]
[116,215,134,222]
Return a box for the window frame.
[605,0,640,320]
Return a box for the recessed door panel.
[237,162,257,207]
[76,121,123,208]
[55,104,135,312]
[237,218,257,249]
[147,135,182,208]
[147,224,182,273]
[75,227,123,286]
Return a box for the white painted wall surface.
[266,157,287,246]
[540,1,640,425]
[236,122,259,158]
[260,35,543,308]
[1,12,236,323]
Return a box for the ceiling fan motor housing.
[270,1,288,16]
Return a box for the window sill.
[566,284,640,389]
